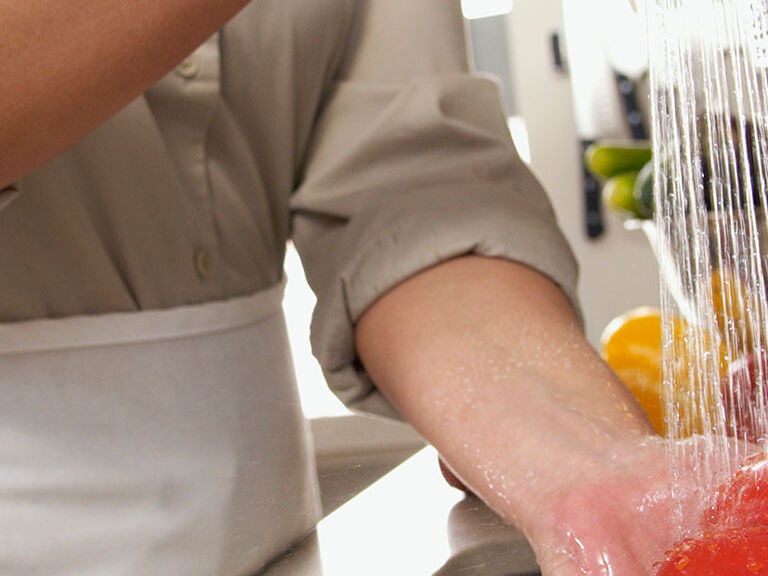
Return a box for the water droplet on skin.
[674,554,690,571]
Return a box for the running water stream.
[644,0,768,540]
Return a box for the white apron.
[0,282,321,575]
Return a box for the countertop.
[259,446,541,576]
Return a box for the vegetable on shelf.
[584,140,652,180]
[633,158,654,218]
[584,140,654,221]
[602,267,762,440]
[599,306,696,436]
[603,171,641,219]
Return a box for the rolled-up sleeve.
[290,0,579,418]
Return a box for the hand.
[524,436,755,576]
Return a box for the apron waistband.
[0,279,286,354]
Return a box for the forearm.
[1,0,249,187]
[355,255,655,530]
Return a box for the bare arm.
[356,255,654,518]
[355,256,688,574]
[0,0,250,187]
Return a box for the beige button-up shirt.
[0,1,579,573]
[1,0,577,413]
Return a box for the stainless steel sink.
[260,446,541,576]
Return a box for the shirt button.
[0,184,20,211]
[176,55,201,79]
[194,248,213,279]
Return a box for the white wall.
[505,0,660,348]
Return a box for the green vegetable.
[633,160,654,219]
[603,171,643,219]
[585,140,653,180]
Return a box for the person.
[0,1,732,575]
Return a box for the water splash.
[645,0,768,538]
